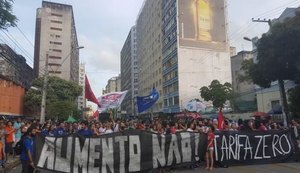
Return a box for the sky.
[3,0,300,108]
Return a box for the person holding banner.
[20,125,37,173]
[206,125,215,171]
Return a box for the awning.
[175,112,201,119]
[253,111,269,117]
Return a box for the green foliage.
[288,86,300,118]
[0,0,17,29]
[24,76,83,120]
[243,12,300,87]
[200,80,232,109]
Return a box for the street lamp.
[40,46,84,124]
[243,37,252,42]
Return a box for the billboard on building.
[178,0,227,51]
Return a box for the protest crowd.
[0,115,300,173]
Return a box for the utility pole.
[252,17,289,127]
[41,53,49,124]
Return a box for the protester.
[291,119,300,161]
[77,121,93,137]
[0,136,4,168]
[13,118,22,147]
[20,125,37,173]
[258,122,268,131]
[187,122,195,132]
[206,125,215,171]
[5,121,15,163]
[0,113,295,172]
[169,121,177,134]
[54,122,66,136]
[0,122,6,165]
[99,122,106,134]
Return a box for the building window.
[48,63,61,67]
[174,96,179,105]
[50,20,63,24]
[168,97,173,106]
[52,49,62,52]
[51,13,63,17]
[49,56,62,59]
[271,100,280,110]
[49,71,61,74]
[50,27,62,31]
[164,99,168,107]
[49,41,62,45]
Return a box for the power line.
[0,31,34,65]
[229,0,300,44]
[16,26,35,47]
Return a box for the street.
[8,162,300,173]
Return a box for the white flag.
[97,90,128,113]
[184,100,206,112]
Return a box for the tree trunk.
[278,79,289,127]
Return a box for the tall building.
[136,0,231,114]
[120,26,138,116]
[77,63,86,110]
[104,75,121,94]
[231,51,256,111]
[34,1,80,82]
[0,44,34,116]
[136,0,163,114]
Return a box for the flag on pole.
[137,88,159,113]
[92,109,99,120]
[85,75,100,106]
[97,91,128,113]
[218,110,225,130]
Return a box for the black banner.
[36,129,297,173]
[214,129,296,165]
[36,130,207,173]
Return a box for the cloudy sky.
[3,0,300,107]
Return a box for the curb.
[0,159,20,173]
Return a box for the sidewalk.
[0,158,20,173]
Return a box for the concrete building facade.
[34,1,80,82]
[120,26,138,116]
[136,0,163,114]
[162,0,231,113]
[135,0,231,114]
[231,51,256,111]
[104,75,121,94]
[0,44,34,89]
[77,63,86,110]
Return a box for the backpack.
[14,135,25,155]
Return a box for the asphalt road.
[8,162,300,173]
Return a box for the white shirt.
[99,127,106,134]
[104,129,113,134]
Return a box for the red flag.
[218,110,225,130]
[85,75,100,106]
[92,109,99,119]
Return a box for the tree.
[199,80,232,110]
[0,0,17,29]
[24,76,82,120]
[241,12,300,123]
